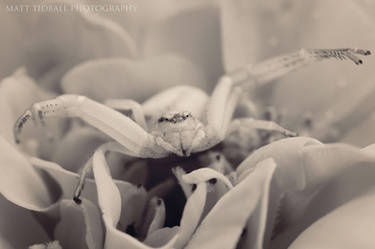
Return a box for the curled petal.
[362,143,375,154]
[172,167,192,198]
[182,168,233,189]
[138,198,166,239]
[165,182,207,249]
[237,137,321,191]
[91,144,154,249]
[54,199,103,249]
[92,142,208,249]
[62,55,207,102]
[0,136,55,210]
[185,159,277,249]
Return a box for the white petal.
[288,188,375,249]
[0,136,54,210]
[185,159,277,249]
[54,199,103,249]
[62,55,207,102]
[142,5,223,89]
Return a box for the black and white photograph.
[0,0,375,248]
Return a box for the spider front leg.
[14,94,166,158]
[195,48,370,152]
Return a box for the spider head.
[154,111,205,156]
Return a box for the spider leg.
[227,118,297,137]
[104,99,147,130]
[194,48,370,152]
[229,48,371,87]
[14,94,165,158]
[193,76,241,152]
[73,141,145,203]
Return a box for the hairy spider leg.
[14,94,163,157]
[194,48,371,152]
[232,48,371,86]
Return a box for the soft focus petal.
[288,186,375,249]
[94,0,218,41]
[0,136,55,210]
[185,159,276,249]
[54,199,104,249]
[143,227,178,247]
[237,137,322,191]
[62,55,207,102]
[220,0,312,70]
[267,143,375,249]
[142,4,224,90]
[0,195,49,249]
[51,126,108,172]
[0,0,135,91]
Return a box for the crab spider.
[14,48,370,199]
[14,48,371,156]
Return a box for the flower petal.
[0,136,55,210]
[141,4,223,89]
[166,182,207,249]
[51,126,108,172]
[0,195,49,249]
[288,187,375,249]
[61,55,207,102]
[185,159,277,249]
[269,143,375,249]
[92,144,151,249]
[237,137,322,191]
[220,0,313,70]
[143,227,179,247]
[182,168,233,189]
[0,0,135,90]
[54,199,104,249]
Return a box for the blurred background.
[1,0,375,146]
